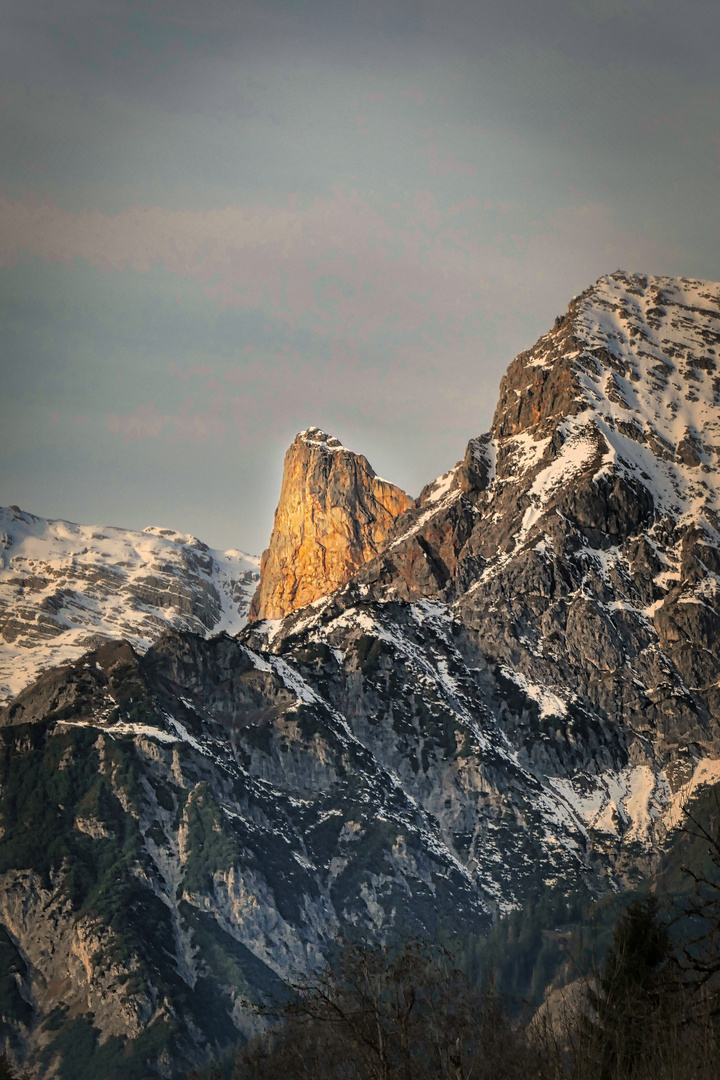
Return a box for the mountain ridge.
[1,270,720,1077]
[0,505,260,704]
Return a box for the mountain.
[0,506,260,703]
[1,271,719,1079]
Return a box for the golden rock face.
[249,428,414,621]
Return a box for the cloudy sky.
[2,0,719,554]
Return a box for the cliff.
[248,428,413,620]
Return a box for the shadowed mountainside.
[1,272,720,1077]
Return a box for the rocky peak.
[248,427,414,621]
[252,272,720,629]
[488,271,720,544]
[300,273,720,744]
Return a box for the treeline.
[185,894,720,1080]
[186,805,720,1080]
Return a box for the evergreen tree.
[0,1054,27,1080]
[584,894,678,1080]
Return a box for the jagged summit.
[297,426,348,452]
[249,427,413,621]
[257,269,720,761]
[251,273,720,630]
[491,270,720,538]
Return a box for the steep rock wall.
[249,428,413,620]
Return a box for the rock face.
[249,428,413,620]
[0,635,493,1077]
[2,273,720,1078]
[342,272,720,753]
[0,506,259,703]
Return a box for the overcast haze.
[2,0,719,554]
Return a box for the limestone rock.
[249,428,413,620]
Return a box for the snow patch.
[499,665,569,718]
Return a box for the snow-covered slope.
[498,272,720,550]
[0,506,259,701]
[2,273,720,1078]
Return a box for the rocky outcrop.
[249,428,413,621]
